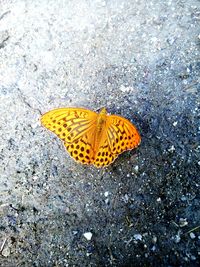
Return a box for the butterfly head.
[99,107,107,115]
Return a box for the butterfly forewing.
[41,108,98,143]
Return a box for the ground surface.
[0,0,199,266]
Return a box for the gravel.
[0,0,199,266]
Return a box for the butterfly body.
[41,107,141,167]
[96,108,107,132]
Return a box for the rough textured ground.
[0,0,199,266]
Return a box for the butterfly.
[41,107,141,167]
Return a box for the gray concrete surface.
[0,0,199,266]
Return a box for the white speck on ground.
[104,191,109,197]
[174,234,181,244]
[156,197,161,202]
[134,165,139,172]
[83,232,93,241]
[152,236,157,244]
[168,145,175,152]
[134,234,142,241]
[189,233,196,239]
[179,218,188,227]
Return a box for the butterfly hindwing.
[64,130,96,165]
[106,115,141,156]
[93,139,116,167]
[93,114,140,167]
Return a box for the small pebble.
[83,232,92,241]
[179,218,188,227]
[156,197,161,202]
[174,234,181,243]
[168,145,175,152]
[123,194,129,203]
[1,247,10,257]
[134,234,142,241]
[180,195,187,201]
[105,198,109,205]
[120,85,131,92]
[152,236,157,244]
[189,232,195,239]
[134,165,139,172]
[104,191,109,197]
[190,255,196,260]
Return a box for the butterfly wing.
[106,114,141,152]
[65,129,96,165]
[93,114,141,167]
[41,108,98,164]
[93,138,115,167]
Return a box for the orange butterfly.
[41,107,141,167]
